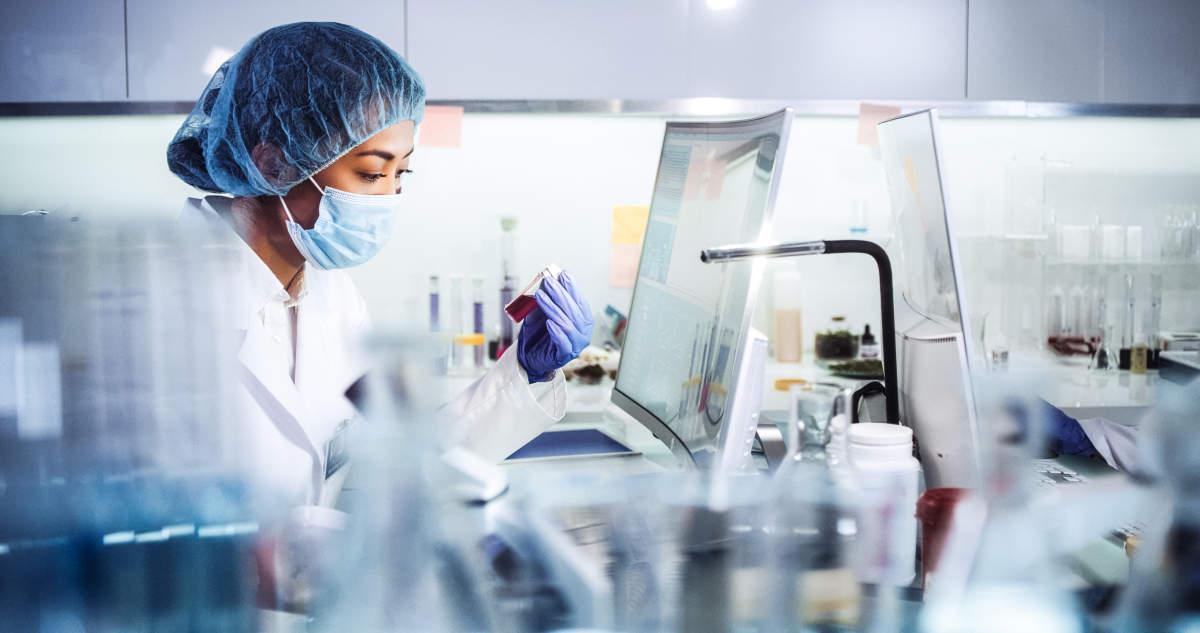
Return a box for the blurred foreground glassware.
[921,374,1085,633]
[0,215,264,632]
[1111,382,1200,631]
[312,334,458,633]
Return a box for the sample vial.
[1131,332,1148,375]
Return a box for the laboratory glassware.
[429,274,440,332]
[786,382,842,460]
[471,276,485,368]
[497,216,518,359]
[1110,385,1200,630]
[1147,273,1163,351]
[1090,297,1118,371]
[772,269,804,362]
[450,275,465,371]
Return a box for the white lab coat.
[184,196,566,507]
[1079,417,1141,473]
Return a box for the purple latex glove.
[517,272,593,383]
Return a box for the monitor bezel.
[878,108,983,485]
[611,108,794,467]
[878,108,978,380]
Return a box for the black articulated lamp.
[701,239,901,425]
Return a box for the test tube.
[1148,273,1163,350]
[429,275,440,332]
[450,275,464,370]
[498,217,518,359]
[1124,273,1136,348]
[472,277,485,368]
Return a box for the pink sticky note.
[609,244,641,288]
[857,103,902,146]
[704,159,727,200]
[418,105,464,148]
[682,153,708,201]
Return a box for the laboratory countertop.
[761,355,1161,421]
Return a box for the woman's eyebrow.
[355,149,395,160]
[354,146,415,160]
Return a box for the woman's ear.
[250,141,298,190]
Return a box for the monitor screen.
[877,109,973,356]
[612,110,792,467]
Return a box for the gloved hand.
[517,271,593,383]
[1039,399,1099,458]
[1003,399,1098,459]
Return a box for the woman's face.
[279,119,416,228]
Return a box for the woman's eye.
[361,173,385,183]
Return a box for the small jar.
[815,315,859,362]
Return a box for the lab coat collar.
[185,196,326,498]
[191,196,309,319]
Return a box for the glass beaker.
[787,382,843,460]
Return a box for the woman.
[167,22,592,508]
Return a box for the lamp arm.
[700,239,900,424]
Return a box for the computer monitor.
[612,109,793,468]
[877,108,982,488]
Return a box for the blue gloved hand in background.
[1038,399,1099,458]
[517,271,593,383]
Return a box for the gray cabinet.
[410,0,966,101]
[969,0,1200,103]
[967,0,1104,102]
[125,0,406,102]
[0,1,126,102]
[691,0,969,100]
[3,0,1195,104]
[406,0,692,99]
[758,0,967,100]
[1103,0,1200,104]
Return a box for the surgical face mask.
[279,176,403,270]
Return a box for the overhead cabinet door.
[125,0,407,102]
[0,1,126,102]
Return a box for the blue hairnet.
[167,22,425,197]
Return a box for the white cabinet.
[125,0,406,102]
[406,0,692,100]
[0,1,126,102]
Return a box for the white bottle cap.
[848,422,912,446]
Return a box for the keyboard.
[1031,459,1089,487]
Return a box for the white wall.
[2,111,1198,358]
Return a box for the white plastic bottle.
[848,423,921,586]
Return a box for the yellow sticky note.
[856,103,902,147]
[417,105,464,148]
[609,243,641,288]
[611,205,650,245]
